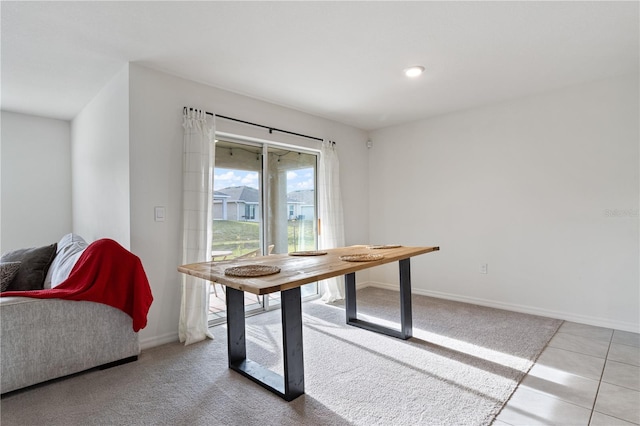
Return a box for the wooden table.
[178,245,439,401]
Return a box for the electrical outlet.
[480,263,488,274]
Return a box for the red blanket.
[1,239,153,332]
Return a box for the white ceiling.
[2,1,638,131]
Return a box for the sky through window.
[214,168,314,191]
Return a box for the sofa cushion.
[1,244,57,291]
[44,233,89,288]
[0,262,21,292]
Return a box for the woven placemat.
[224,264,281,277]
[368,244,402,249]
[289,250,328,256]
[339,254,384,262]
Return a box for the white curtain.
[318,140,346,302]
[179,108,215,345]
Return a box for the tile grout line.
[608,341,640,368]
[548,331,611,360]
[586,329,615,426]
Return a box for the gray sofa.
[1,234,147,394]
[1,295,139,394]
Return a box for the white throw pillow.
[43,233,89,288]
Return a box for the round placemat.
[368,244,402,249]
[224,264,281,277]
[289,250,328,256]
[339,254,384,262]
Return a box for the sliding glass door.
[209,138,318,324]
[265,146,318,305]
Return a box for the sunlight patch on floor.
[345,312,533,373]
[412,327,532,373]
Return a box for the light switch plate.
[154,206,166,222]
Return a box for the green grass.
[212,220,260,242]
[287,219,316,252]
[212,220,316,256]
[212,220,260,256]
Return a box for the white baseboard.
[362,281,639,334]
[140,332,178,350]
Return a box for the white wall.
[71,65,130,246]
[128,64,369,347]
[368,74,639,332]
[1,111,71,251]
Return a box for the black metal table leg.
[281,287,305,398]
[226,286,304,401]
[345,272,357,323]
[398,258,413,338]
[345,258,413,340]
[227,286,247,365]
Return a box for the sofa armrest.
[1,297,139,393]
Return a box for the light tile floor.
[494,322,640,425]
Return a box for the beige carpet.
[1,287,562,425]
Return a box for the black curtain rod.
[184,107,332,144]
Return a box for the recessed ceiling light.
[404,66,425,78]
